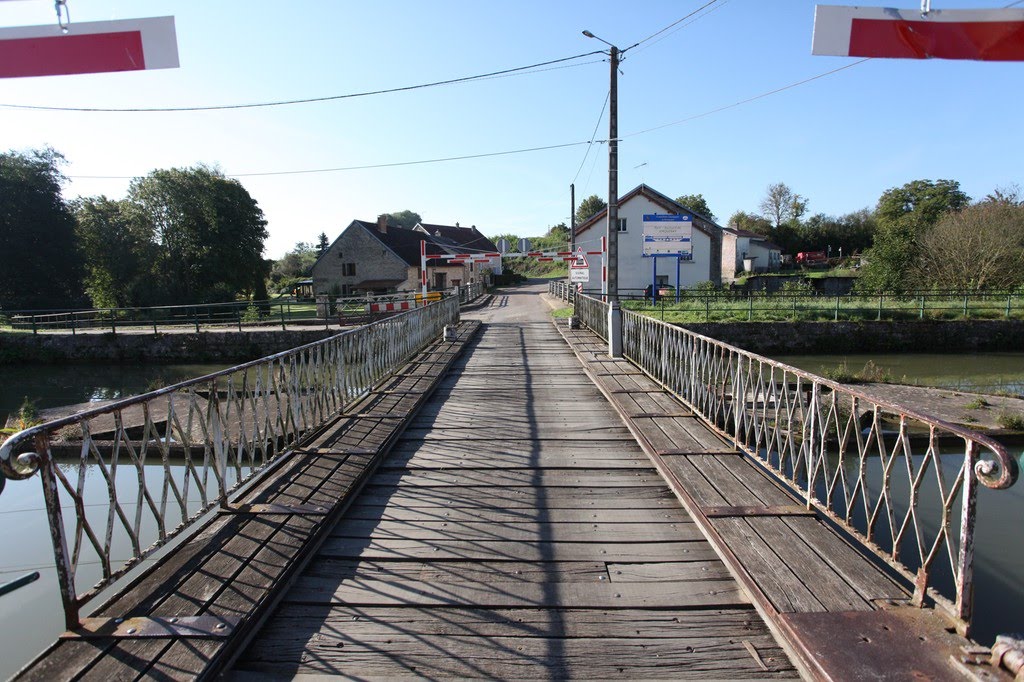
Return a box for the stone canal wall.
[680,319,1024,355]
[0,329,340,364]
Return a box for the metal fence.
[574,293,1018,634]
[0,287,479,335]
[0,296,459,628]
[620,289,1024,323]
[547,280,577,305]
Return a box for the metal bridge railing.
[0,296,459,628]
[574,293,1018,634]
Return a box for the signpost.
[0,16,179,78]
[570,247,590,284]
[812,6,1024,61]
[642,214,691,304]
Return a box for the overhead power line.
[70,140,593,180]
[0,50,604,113]
[571,91,610,185]
[623,0,726,53]
[622,58,871,138]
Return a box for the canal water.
[0,356,1022,676]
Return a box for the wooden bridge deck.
[17,284,1006,680]
[230,318,797,679]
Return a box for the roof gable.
[414,223,498,253]
[574,184,722,238]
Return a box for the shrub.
[996,412,1024,430]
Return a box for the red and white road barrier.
[0,16,179,78]
[813,6,1024,61]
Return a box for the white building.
[573,184,722,296]
[721,228,783,282]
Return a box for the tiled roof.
[416,223,498,253]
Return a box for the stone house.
[573,184,723,295]
[721,228,783,282]
[413,222,502,277]
[311,216,497,297]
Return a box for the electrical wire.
[0,50,605,113]
[571,91,610,185]
[627,0,731,56]
[620,0,725,54]
[622,59,871,139]
[69,140,592,180]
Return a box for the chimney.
[376,214,388,234]
[455,222,460,228]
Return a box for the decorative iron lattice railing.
[0,296,458,628]
[573,291,607,340]
[575,293,1018,633]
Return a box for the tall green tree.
[859,179,970,292]
[674,193,715,222]
[75,196,154,308]
[727,210,772,237]
[386,210,422,229]
[0,148,83,309]
[127,165,268,304]
[316,231,330,254]
[575,194,607,225]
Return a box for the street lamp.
[583,29,622,356]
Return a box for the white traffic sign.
[570,247,589,269]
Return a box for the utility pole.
[583,30,622,356]
[606,45,619,301]
[569,183,576,292]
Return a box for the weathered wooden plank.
[286,575,748,608]
[341,504,690,524]
[659,455,729,508]
[248,605,773,640]
[302,559,610,583]
[367,468,661,488]
[355,484,677,509]
[233,633,794,679]
[713,517,826,614]
[381,448,650,469]
[398,426,634,441]
[744,517,872,612]
[780,517,908,602]
[317,538,721,563]
[715,454,804,507]
[328,518,702,543]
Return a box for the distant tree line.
[1,148,270,311]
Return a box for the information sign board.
[642,214,693,258]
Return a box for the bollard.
[608,300,623,358]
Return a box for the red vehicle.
[795,251,828,266]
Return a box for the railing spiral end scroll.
[0,430,44,495]
[975,451,1019,490]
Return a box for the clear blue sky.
[1,0,1021,257]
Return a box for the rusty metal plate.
[780,609,975,682]
[703,505,815,518]
[64,615,241,639]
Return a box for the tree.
[127,165,268,304]
[727,210,772,237]
[386,210,422,229]
[316,231,330,254]
[546,222,570,243]
[983,184,1022,206]
[876,179,969,226]
[75,196,153,308]
[270,242,319,293]
[575,194,606,225]
[759,182,807,229]
[859,179,970,292]
[916,202,1024,290]
[0,148,84,309]
[675,194,715,221]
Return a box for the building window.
[342,263,356,276]
[617,218,628,232]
